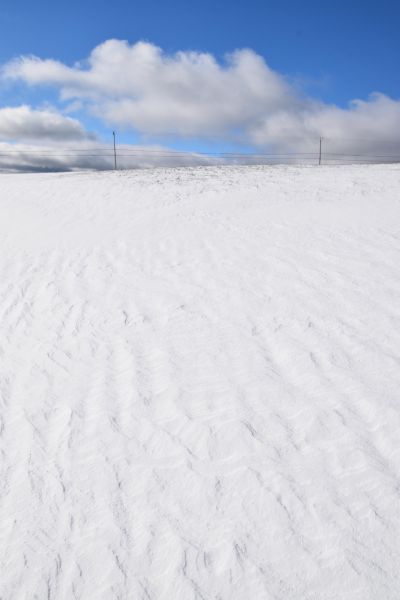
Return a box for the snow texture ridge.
[1,164,400,599]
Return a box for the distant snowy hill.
[1,165,400,599]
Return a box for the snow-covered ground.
[1,164,400,600]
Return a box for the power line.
[1,134,400,172]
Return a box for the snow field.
[1,164,400,599]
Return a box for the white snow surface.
[1,164,400,600]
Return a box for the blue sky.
[0,0,399,162]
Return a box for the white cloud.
[0,140,220,173]
[2,40,400,155]
[3,41,299,140]
[0,105,93,142]
[252,93,400,153]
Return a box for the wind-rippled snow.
[1,165,400,599]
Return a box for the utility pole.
[113,131,117,170]
[319,136,322,165]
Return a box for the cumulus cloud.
[2,40,400,155]
[0,103,223,172]
[0,105,94,142]
[3,41,299,139]
[252,93,400,154]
